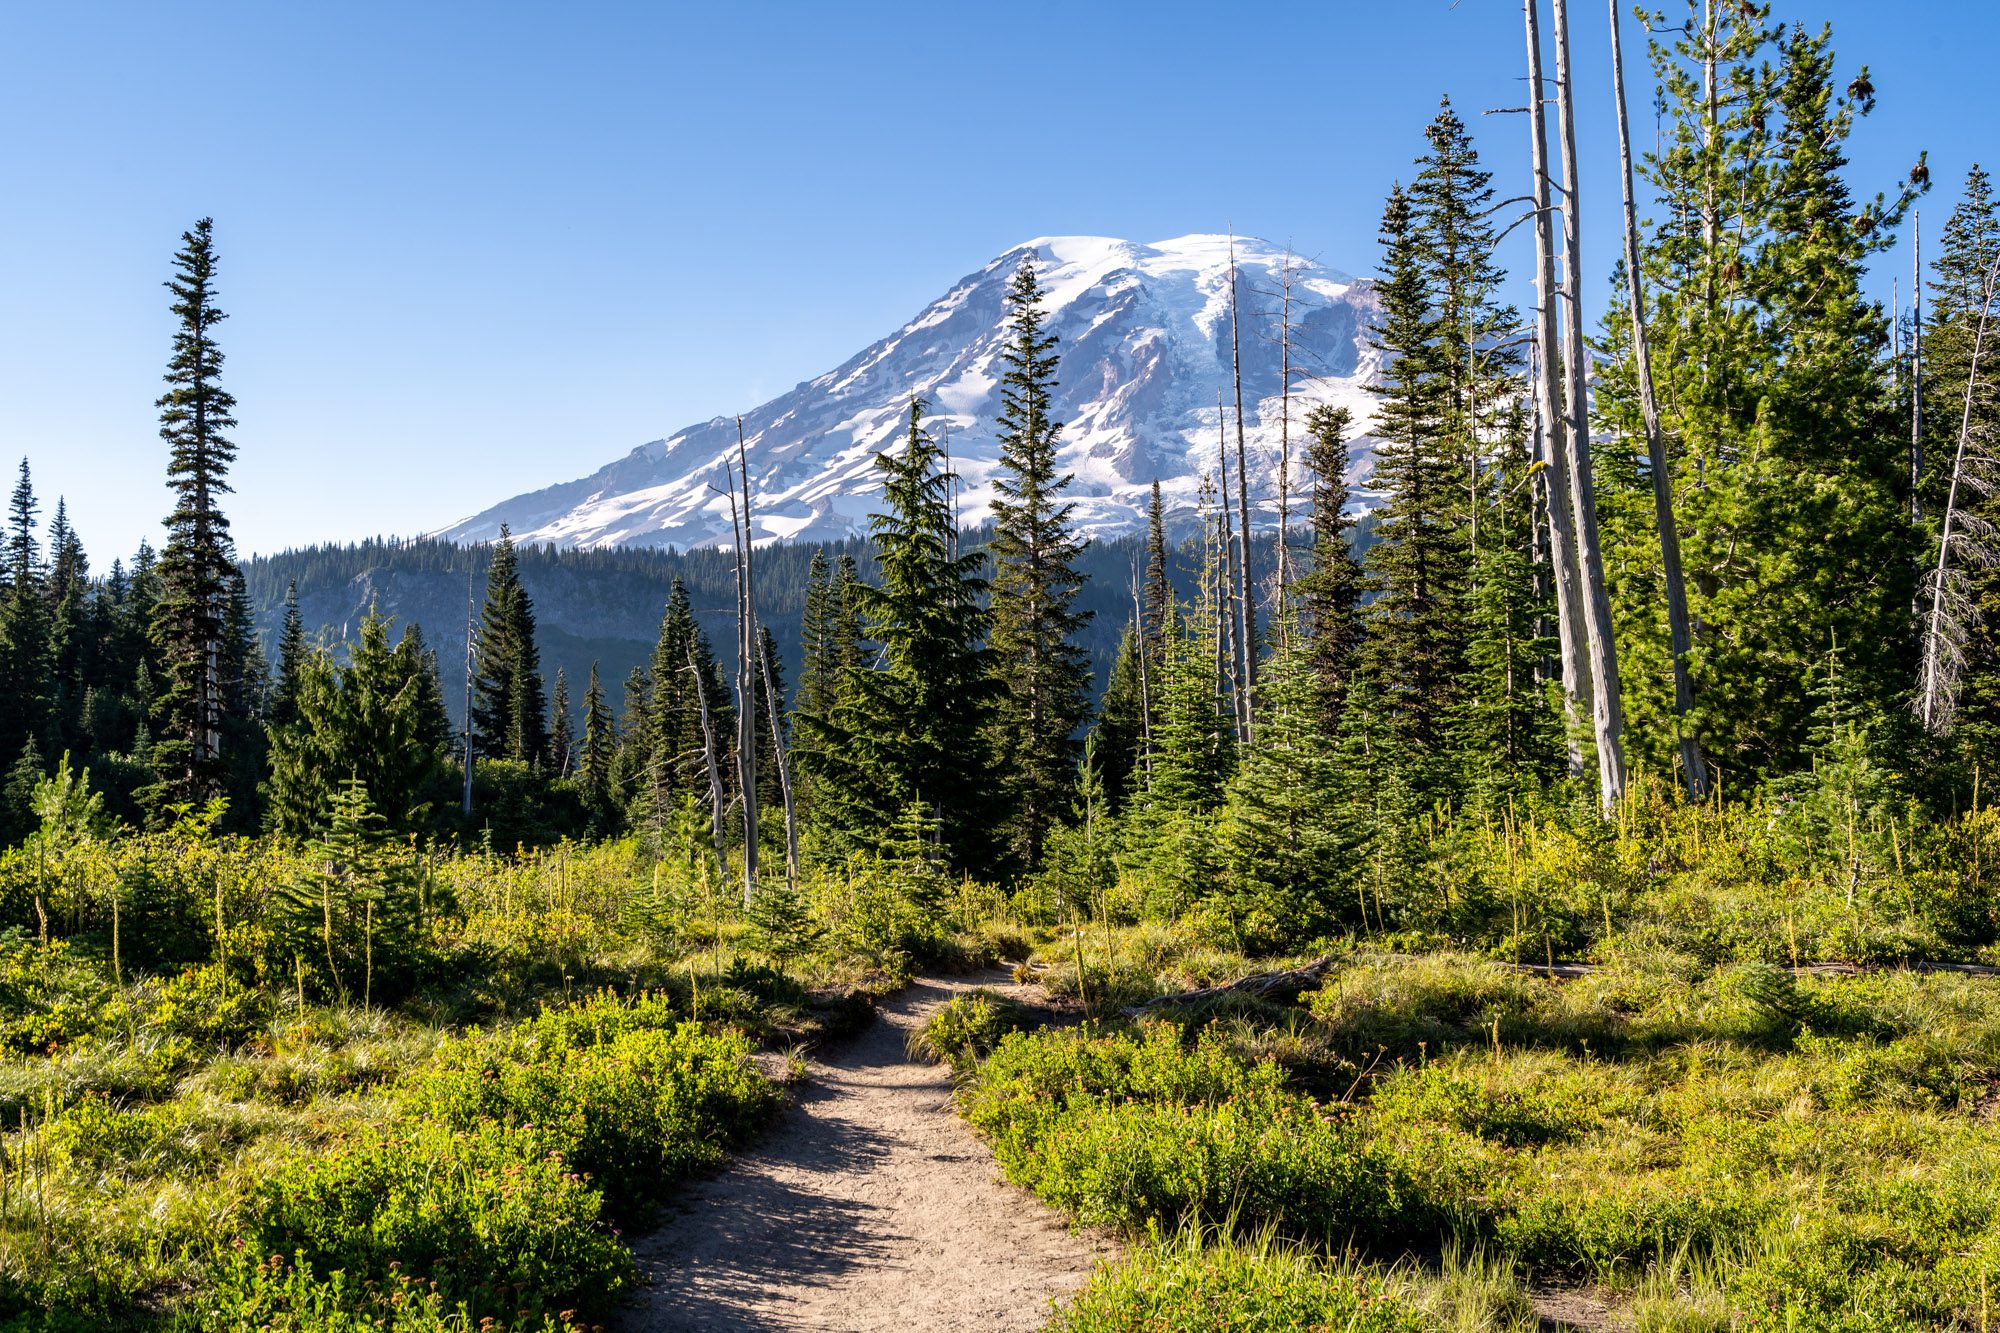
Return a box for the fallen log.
[1120,954,1341,1016]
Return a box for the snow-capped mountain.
[433,234,1383,550]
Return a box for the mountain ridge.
[433,233,1383,551]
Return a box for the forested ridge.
[3,2,2000,1330]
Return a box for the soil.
[621,973,1111,1331]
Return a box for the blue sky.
[0,0,1987,559]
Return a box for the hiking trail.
[622,973,1110,1331]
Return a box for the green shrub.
[908,989,1025,1070]
[251,1118,631,1322]
[1051,1238,1428,1333]
[407,1010,775,1219]
[195,1248,586,1333]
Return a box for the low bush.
[251,1117,632,1324]
[1051,1237,1428,1333]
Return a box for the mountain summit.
[434,234,1383,550]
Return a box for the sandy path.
[621,974,1111,1332]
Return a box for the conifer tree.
[548,667,573,775]
[1143,480,1172,652]
[0,461,51,766]
[1362,184,1470,788]
[1293,406,1367,733]
[469,527,550,765]
[988,259,1093,870]
[576,662,615,803]
[148,219,254,814]
[1092,622,1148,812]
[43,500,88,757]
[834,399,998,870]
[269,580,308,730]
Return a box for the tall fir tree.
[0,461,51,768]
[148,219,255,815]
[548,667,573,776]
[832,398,999,870]
[987,258,1094,870]
[1293,406,1367,735]
[578,662,616,801]
[469,527,550,766]
[269,580,308,730]
[1361,183,1471,788]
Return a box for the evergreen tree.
[43,500,88,756]
[469,527,549,765]
[1216,624,1350,948]
[1143,479,1172,652]
[548,667,573,775]
[578,662,616,800]
[264,609,443,836]
[641,579,730,830]
[988,258,1094,870]
[269,580,308,730]
[0,461,51,765]
[1293,406,1367,733]
[148,219,253,815]
[832,399,999,870]
[1362,183,1470,788]
[1092,621,1148,813]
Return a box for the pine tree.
[0,461,51,765]
[578,662,616,799]
[833,398,999,870]
[148,219,253,815]
[43,500,88,757]
[1143,479,1172,653]
[548,667,573,775]
[1217,623,1350,948]
[987,258,1094,870]
[469,527,549,765]
[1092,622,1147,813]
[1362,183,1471,789]
[269,580,308,730]
[642,578,730,830]
[1293,406,1367,733]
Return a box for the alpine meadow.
[6,1,2000,1330]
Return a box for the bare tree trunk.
[689,643,727,864]
[1918,259,2000,734]
[1276,248,1299,629]
[1216,393,1242,732]
[1914,212,1925,520]
[1612,0,1709,798]
[1525,0,1592,781]
[757,638,800,889]
[1228,236,1256,741]
[1133,563,1154,782]
[1553,0,1629,811]
[731,420,759,906]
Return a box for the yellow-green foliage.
[967,948,2000,1332]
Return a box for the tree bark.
[1525,0,1593,781]
[1228,238,1256,742]
[1611,0,1709,798]
[1918,259,2000,734]
[1553,0,1629,810]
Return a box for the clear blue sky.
[0,0,1987,559]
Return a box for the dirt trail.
[621,974,1110,1332]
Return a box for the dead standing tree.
[1523,0,1594,783]
[1918,258,2000,735]
[1227,233,1257,743]
[1610,0,1710,797]
[1552,0,1629,810]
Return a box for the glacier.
[432,234,1383,550]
